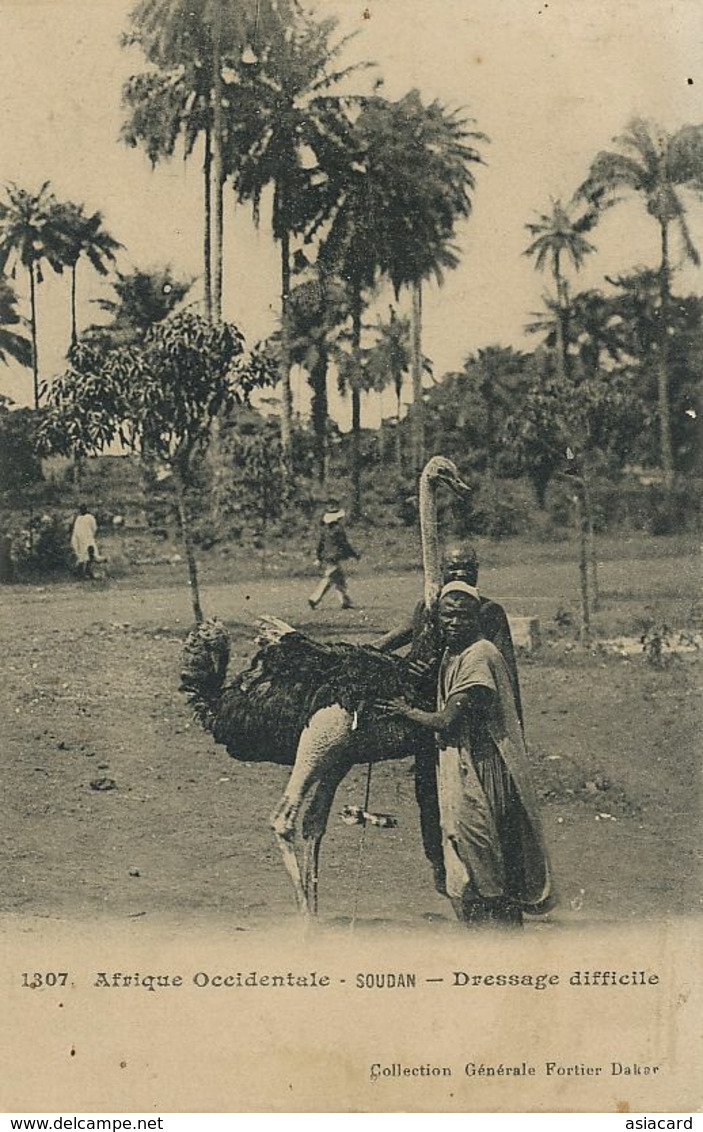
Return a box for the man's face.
[439,593,481,650]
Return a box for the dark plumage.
[180,620,439,768]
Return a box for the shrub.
[10,511,73,575]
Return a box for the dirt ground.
[1,546,700,934]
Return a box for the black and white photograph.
[0,0,701,1115]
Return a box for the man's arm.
[378,685,492,737]
[374,619,414,652]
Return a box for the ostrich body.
[180,457,468,914]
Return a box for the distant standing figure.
[308,501,360,610]
[71,504,99,579]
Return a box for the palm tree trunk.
[310,348,328,484]
[203,123,213,321]
[574,483,591,641]
[70,264,78,348]
[582,470,599,612]
[173,464,204,625]
[211,3,224,322]
[410,280,424,474]
[657,220,675,488]
[29,263,39,410]
[377,391,387,463]
[349,279,363,520]
[395,385,403,472]
[279,225,293,466]
[554,255,567,382]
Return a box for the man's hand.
[407,658,435,681]
[375,696,408,717]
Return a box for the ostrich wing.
[212,633,414,767]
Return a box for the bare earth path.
[1,555,700,932]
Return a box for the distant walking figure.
[71,504,99,579]
[308,501,360,610]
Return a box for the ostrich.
[180,456,470,914]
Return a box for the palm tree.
[227,11,368,465]
[85,266,192,348]
[527,288,625,380]
[122,60,213,316]
[284,263,349,483]
[319,92,485,512]
[0,182,70,408]
[524,197,599,381]
[579,119,703,486]
[0,278,31,370]
[524,204,601,636]
[126,0,296,323]
[53,202,121,346]
[372,91,487,474]
[366,306,411,470]
[464,345,529,477]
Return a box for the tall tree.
[579,119,703,486]
[283,264,349,483]
[607,269,703,474]
[319,92,486,512]
[0,278,31,370]
[228,10,367,465]
[529,289,629,609]
[366,306,411,470]
[507,359,645,638]
[84,266,192,348]
[0,182,70,408]
[125,0,296,322]
[524,197,599,381]
[122,59,213,316]
[39,312,266,624]
[53,202,121,346]
[373,91,487,474]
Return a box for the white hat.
[323,509,345,524]
[440,580,480,601]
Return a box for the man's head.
[443,542,479,586]
[79,504,88,516]
[438,582,482,652]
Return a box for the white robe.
[70,512,98,565]
[436,638,552,909]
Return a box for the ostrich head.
[421,456,472,500]
[419,457,473,609]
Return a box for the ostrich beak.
[446,471,473,500]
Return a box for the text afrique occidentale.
[88,969,661,993]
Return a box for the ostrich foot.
[272,828,309,915]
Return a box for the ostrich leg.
[270,705,354,914]
[301,759,352,914]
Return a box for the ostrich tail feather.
[179,618,231,731]
[254,615,297,646]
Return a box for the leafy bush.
[0,404,43,497]
[10,512,73,575]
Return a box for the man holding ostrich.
[378,579,551,927]
[376,543,526,906]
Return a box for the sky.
[0,0,701,429]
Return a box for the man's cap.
[323,509,345,524]
[443,542,479,583]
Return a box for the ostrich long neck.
[419,471,442,609]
